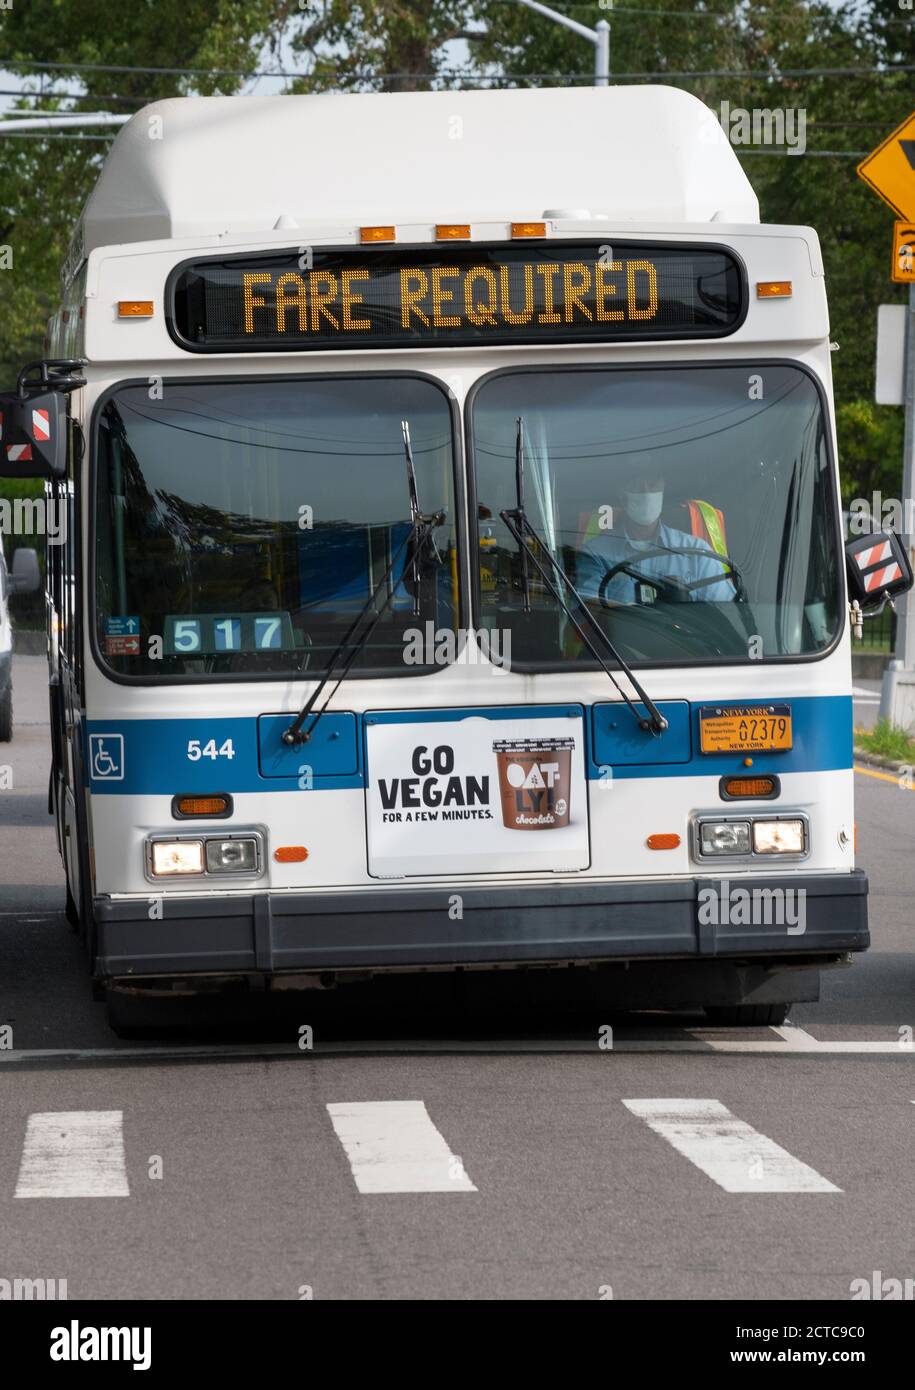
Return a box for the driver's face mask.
[624,487,664,527]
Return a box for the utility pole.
[513,0,611,87]
[880,283,915,729]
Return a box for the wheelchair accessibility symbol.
[89,733,125,781]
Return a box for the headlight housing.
[694,813,808,861]
[150,840,204,877]
[699,820,751,856]
[146,830,264,880]
[752,818,806,855]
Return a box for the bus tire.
[0,686,12,742]
[704,1002,791,1027]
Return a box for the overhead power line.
[0,57,912,79]
[0,131,114,141]
[0,87,149,106]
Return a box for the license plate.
[699,704,792,754]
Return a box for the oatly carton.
[492,737,574,830]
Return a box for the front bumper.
[96,869,868,981]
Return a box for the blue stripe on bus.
[85,695,852,795]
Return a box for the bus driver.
[575,466,736,606]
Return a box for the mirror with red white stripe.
[845,530,914,608]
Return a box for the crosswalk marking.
[14,1111,129,1198]
[622,1098,841,1194]
[327,1100,477,1194]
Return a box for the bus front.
[47,89,893,1027]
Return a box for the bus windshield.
[471,363,841,666]
[94,376,457,678]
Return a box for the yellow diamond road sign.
[857,111,915,222]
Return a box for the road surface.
[1,657,913,1300]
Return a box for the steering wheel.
[597,562,689,608]
[596,542,745,609]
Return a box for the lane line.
[855,764,913,788]
[327,1100,477,1194]
[14,1110,129,1198]
[688,1023,823,1052]
[0,1039,912,1065]
[623,1098,841,1194]
[770,1024,823,1049]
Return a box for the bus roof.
[76,86,759,258]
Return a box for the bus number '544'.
[187,739,236,761]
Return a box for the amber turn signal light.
[274,846,309,863]
[646,833,680,850]
[118,300,154,318]
[756,281,792,299]
[172,794,231,818]
[360,226,396,243]
[511,221,547,238]
[720,775,778,799]
[435,224,471,240]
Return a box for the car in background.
[0,546,41,740]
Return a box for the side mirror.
[0,389,67,480]
[845,530,914,609]
[9,547,41,595]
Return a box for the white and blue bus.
[1,85,910,1033]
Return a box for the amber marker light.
[436,224,471,240]
[756,281,792,299]
[173,794,231,818]
[721,776,777,799]
[647,833,680,850]
[118,300,154,317]
[360,226,396,243]
[274,846,309,863]
[511,221,547,238]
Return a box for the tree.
[287,1,481,92]
[0,0,279,384]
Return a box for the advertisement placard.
[365,708,589,877]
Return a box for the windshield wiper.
[283,420,446,746]
[499,416,668,736]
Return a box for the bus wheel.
[704,1002,791,1027]
[0,687,12,742]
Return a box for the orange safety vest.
[684,498,727,556]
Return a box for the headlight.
[150,839,204,876]
[699,820,751,856]
[205,837,259,873]
[752,819,805,854]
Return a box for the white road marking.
[0,1037,913,1064]
[770,1024,823,1049]
[327,1100,477,1194]
[14,1110,129,1198]
[623,1098,841,1194]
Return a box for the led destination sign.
[170,242,744,352]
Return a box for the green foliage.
[0,0,910,505]
[0,0,278,384]
[855,718,915,762]
[835,398,905,504]
[289,2,479,92]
